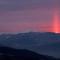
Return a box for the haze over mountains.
[0,32,60,58]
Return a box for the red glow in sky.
[53,10,59,33]
[0,0,60,33]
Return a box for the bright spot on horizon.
[53,10,59,33]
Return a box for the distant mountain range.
[0,46,60,60]
[0,32,60,58]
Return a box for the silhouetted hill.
[0,32,60,58]
[0,46,60,60]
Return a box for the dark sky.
[0,0,60,33]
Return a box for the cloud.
[0,0,32,11]
[0,0,60,32]
[0,0,60,11]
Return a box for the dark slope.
[0,46,60,60]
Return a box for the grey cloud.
[0,0,32,11]
[0,0,60,11]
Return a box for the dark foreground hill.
[0,46,60,60]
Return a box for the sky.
[0,0,60,33]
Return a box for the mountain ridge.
[0,32,60,58]
[0,46,60,60]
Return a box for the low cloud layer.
[0,0,60,32]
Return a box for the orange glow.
[53,10,59,33]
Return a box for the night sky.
[0,0,60,33]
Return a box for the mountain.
[0,46,60,60]
[0,32,60,58]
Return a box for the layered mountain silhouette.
[0,46,60,60]
[0,32,60,58]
